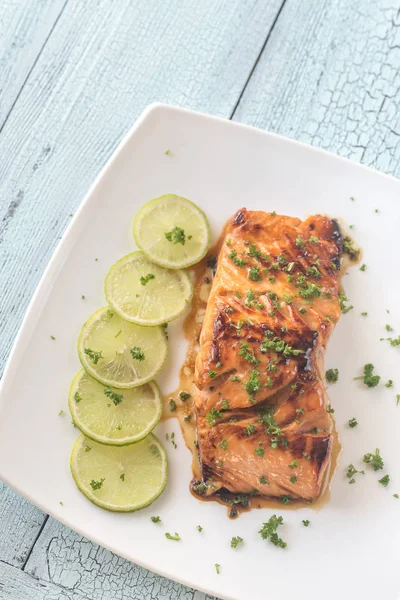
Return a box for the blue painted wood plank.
[0,0,66,130]
[0,560,81,600]
[233,0,400,177]
[24,518,206,600]
[0,484,45,567]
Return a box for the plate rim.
[1,102,400,599]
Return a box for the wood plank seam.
[229,0,288,119]
[21,515,49,571]
[0,0,69,138]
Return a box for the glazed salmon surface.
[194,209,342,502]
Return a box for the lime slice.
[70,433,167,511]
[133,194,211,269]
[104,251,193,325]
[78,307,167,389]
[68,369,162,445]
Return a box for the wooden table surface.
[1,1,399,598]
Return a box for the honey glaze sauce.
[162,222,357,518]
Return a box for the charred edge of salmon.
[329,218,342,270]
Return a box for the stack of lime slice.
[69,194,211,511]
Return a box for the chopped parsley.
[385,380,393,388]
[179,391,191,401]
[50,335,56,340]
[130,346,145,361]
[307,266,321,279]
[383,335,400,347]
[289,460,298,469]
[363,449,384,471]
[298,282,321,299]
[245,289,255,307]
[215,564,220,574]
[260,333,304,358]
[84,348,103,364]
[255,447,265,457]
[378,474,390,487]
[360,263,367,272]
[74,392,82,403]
[338,292,353,314]
[248,266,262,281]
[221,399,229,409]
[280,496,292,505]
[309,236,318,243]
[282,293,293,304]
[348,418,358,428]
[90,478,105,490]
[197,525,203,532]
[259,476,269,484]
[151,516,161,523]
[219,439,228,450]
[119,474,125,481]
[238,342,260,365]
[228,249,247,267]
[140,273,155,286]
[243,423,256,436]
[104,387,123,405]
[346,464,365,483]
[302,520,310,527]
[245,369,261,398]
[361,312,368,317]
[326,368,339,383]
[165,532,181,541]
[248,243,262,259]
[208,370,217,379]
[290,475,297,484]
[165,226,186,245]
[259,515,287,548]
[295,235,305,248]
[230,536,243,548]
[169,399,177,412]
[343,236,360,261]
[206,407,223,426]
[355,363,380,388]
[327,405,335,414]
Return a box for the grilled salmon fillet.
[193,209,342,503]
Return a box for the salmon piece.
[193,209,342,503]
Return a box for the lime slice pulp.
[78,307,167,389]
[133,194,211,269]
[105,251,193,325]
[70,433,168,511]
[69,369,162,445]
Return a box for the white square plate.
[1,104,399,600]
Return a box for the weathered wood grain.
[234,0,400,177]
[0,0,283,375]
[0,0,66,130]
[0,560,81,600]
[0,483,46,568]
[24,518,210,600]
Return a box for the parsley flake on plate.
[354,364,380,388]
[165,532,181,541]
[259,515,287,549]
[230,536,243,549]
